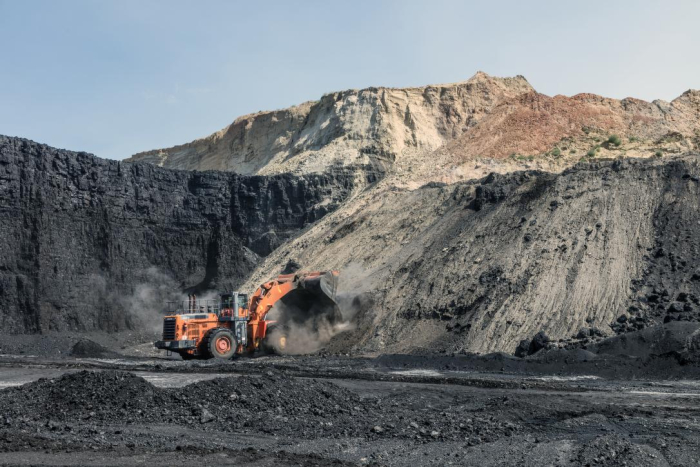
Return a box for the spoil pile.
[250,155,700,355]
[69,339,120,358]
[0,371,519,443]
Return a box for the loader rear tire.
[204,328,237,360]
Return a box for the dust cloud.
[267,263,373,355]
[87,267,184,333]
[120,268,184,331]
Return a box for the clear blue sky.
[1,0,698,160]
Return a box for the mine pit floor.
[0,354,698,466]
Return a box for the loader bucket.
[276,272,341,328]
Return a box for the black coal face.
[0,136,378,333]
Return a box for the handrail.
[165,299,221,314]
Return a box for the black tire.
[178,351,197,361]
[262,324,288,354]
[203,328,237,360]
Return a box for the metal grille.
[162,318,176,340]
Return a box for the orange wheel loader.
[154,271,339,360]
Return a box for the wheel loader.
[154,271,340,359]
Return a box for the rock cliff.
[0,136,375,333]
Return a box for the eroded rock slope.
[247,155,700,354]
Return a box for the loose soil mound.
[588,322,700,359]
[0,370,518,443]
[69,339,119,358]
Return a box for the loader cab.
[219,292,249,319]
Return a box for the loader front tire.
[204,328,237,360]
[262,325,288,354]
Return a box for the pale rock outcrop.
[127,72,533,175]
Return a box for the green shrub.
[655,150,663,157]
[586,148,597,158]
[551,147,561,157]
[593,137,601,142]
[608,135,622,146]
[628,136,639,142]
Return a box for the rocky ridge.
[127,73,700,188]
[127,72,534,176]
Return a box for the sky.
[0,0,698,160]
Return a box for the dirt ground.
[0,349,698,466]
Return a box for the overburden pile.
[251,155,700,354]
